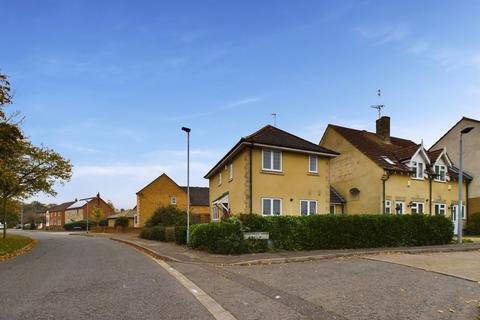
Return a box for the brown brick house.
[46,194,114,229]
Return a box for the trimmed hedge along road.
[188,214,454,254]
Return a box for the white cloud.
[355,23,411,45]
[162,96,263,121]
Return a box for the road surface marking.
[151,257,237,320]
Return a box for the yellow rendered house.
[204,125,340,220]
[135,173,210,227]
[320,116,471,233]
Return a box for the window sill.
[307,172,319,176]
[260,170,284,175]
[228,178,233,183]
[411,177,425,181]
[434,179,446,183]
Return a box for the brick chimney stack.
[376,116,391,143]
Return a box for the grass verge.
[0,234,36,262]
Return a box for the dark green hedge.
[115,216,130,228]
[64,220,89,231]
[140,225,188,245]
[466,212,480,235]
[188,214,454,254]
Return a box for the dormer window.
[434,164,447,182]
[412,161,424,179]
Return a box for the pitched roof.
[107,208,136,219]
[205,125,339,178]
[330,187,346,204]
[48,201,76,212]
[67,198,95,210]
[180,186,209,206]
[430,116,480,150]
[427,149,443,162]
[327,124,417,172]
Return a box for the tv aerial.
[370,89,385,119]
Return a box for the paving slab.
[365,250,480,282]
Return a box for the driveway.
[0,230,213,320]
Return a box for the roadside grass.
[0,234,34,258]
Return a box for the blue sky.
[2,1,480,208]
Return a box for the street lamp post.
[458,126,474,244]
[181,127,191,244]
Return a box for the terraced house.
[204,125,340,220]
[320,116,471,233]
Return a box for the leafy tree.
[92,205,104,225]
[1,72,72,238]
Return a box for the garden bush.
[115,216,130,228]
[98,219,108,227]
[188,214,454,254]
[145,206,186,227]
[139,226,166,241]
[63,220,89,231]
[174,226,187,245]
[189,222,246,254]
[165,226,176,242]
[466,212,480,235]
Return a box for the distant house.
[204,125,339,220]
[135,173,210,228]
[320,116,471,233]
[46,194,114,229]
[106,208,136,228]
[430,117,480,216]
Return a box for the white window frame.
[395,201,405,215]
[434,164,447,182]
[261,198,282,216]
[218,172,222,186]
[452,204,466,220]
[212,206,219,221]
[411,202,424,214]
[228,163,233,180]
[434,203,446,216]
[262,149,282,172]
[300,200,317,216]
[385,200,392,214]
[412,161,424,179]
[170,196,177,205]
[308,155,318,173]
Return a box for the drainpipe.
[249,145,253,214]
[381,172,391,214]
[466,179,470,221]
[429,177,433,215]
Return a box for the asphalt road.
[0,231,213,320]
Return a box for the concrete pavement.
[366,250,480,282]
[0,230,214,320]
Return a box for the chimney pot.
[376,116,391,143]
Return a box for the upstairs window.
[434,164,447,182]
[171,196,177,205]
[262,149,282,172]
[262,198,282,216]
[300,200,317,216]
[412,161,424,179]
[309,155,318,173]
[228,163,233,180]
[411,202,424,214]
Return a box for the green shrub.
[189,214,454,254]
[165,227,176,242]
[115,216,130,228]
[145,206,187,227]
[466,212,480,235]
[189,222,246,254]
[174,226,187,245]
[139,226,166,241]
[64,220,89,231]
[98,219,108,227]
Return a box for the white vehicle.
[0,222,5,230]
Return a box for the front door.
[452,205,459,235]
